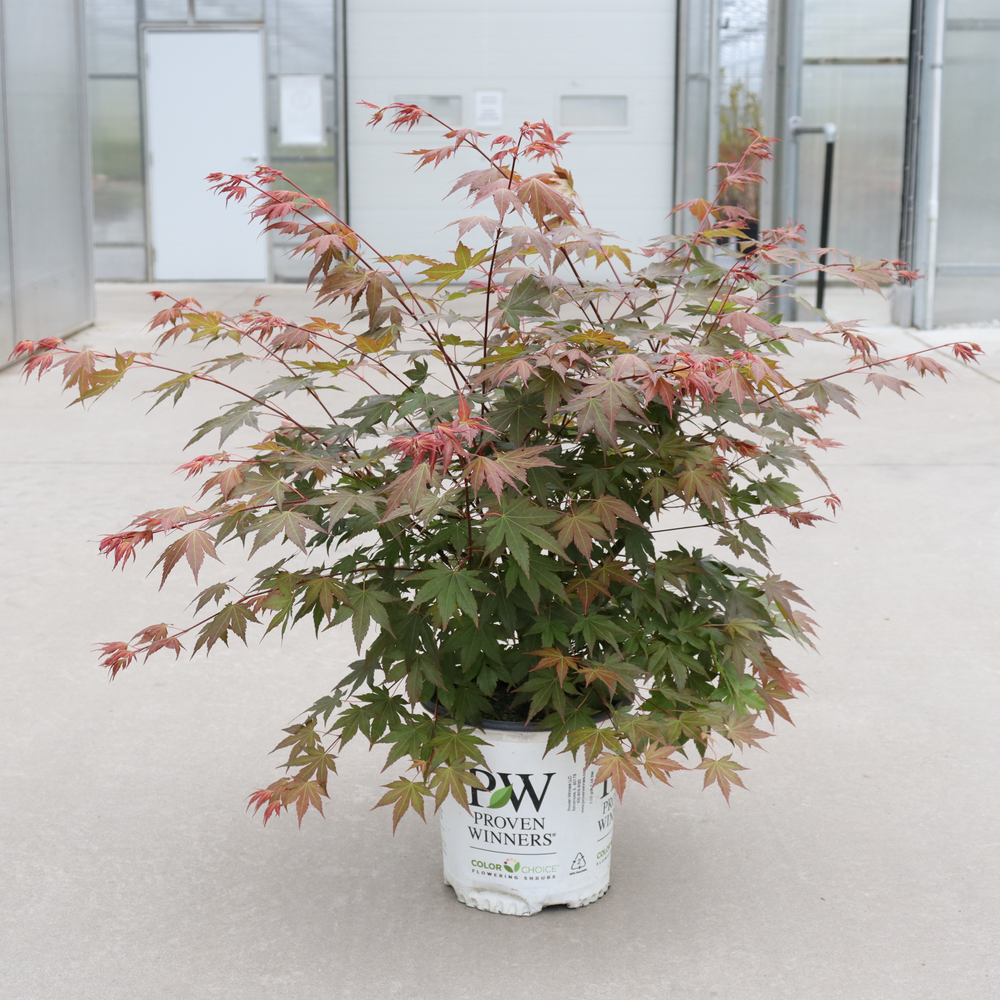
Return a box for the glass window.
[194,0,263,21]
[798,0,909,261]
[559,96,628,129]
[142,0,188,21]
[934,10,1000,322]
[85,0,139,74]
[89,77,146,246]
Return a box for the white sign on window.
[475,91,503,128]
[279,75,324,146]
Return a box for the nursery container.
[437,720,615,916]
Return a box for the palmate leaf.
[495,275,550,331]
[554,508,607,560]
[562,377,645,446]
[410,564,489,626]
[373,777,433,833]
[641,745,687,785]
[192,602,258,655]
[152,528,222,586]
[528,647,581,684]
[344,584,396,649]
[464,445,559,497]
[428,761,487,813]
[249,509,324,555]
[428,727,489,768]
[592,751,645,802]
[696,754,748,803]
[562,726,623,767]
[484,498,564,575]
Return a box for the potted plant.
[12,105,980,916]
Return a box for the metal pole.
[922,0,947,329]
[789,119,838,311]
[816,122,837,310]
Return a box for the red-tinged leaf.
[199,464,246,500]
[677,460,727,509]
[905,353,948,379]
[516,175,575,225]
[952,341,983,363]
[96,641,139,679]
[566,574,608,614]
[721,713,772,750]
[805,437,844,450]
[553,507,607,560]
[98,529,154,569]
[587,496,642,535]
[373,777,433,833]
[760,574,812,623]
[592,751,645,802]
[528,647,581,684]
[446,215,500,241]
[865,372,914,396]
[642,745,687,785]
[696,754,748,803]
[152,528,222,587]
[823,493,842,512]
[174,452,232,480]
[465,445,559,497]
[381,463,435,521]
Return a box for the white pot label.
[438,728,615,915]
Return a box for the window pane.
[267,0,333,74]
[89,77,146,245]
[559,96,628,128]
[142,0,188,21]
[194,0,263,20]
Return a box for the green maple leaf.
[563,726,623,768]
[192,602,258,655]
[484,498,564,575]
[373,777,433,833]
[428,727,488,768]
[429,762,487,812]
[497,275,550,331]
[411,564,489,626]
[249,509,324,555]
[344,584,396,649]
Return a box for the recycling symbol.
[570,852,587,872]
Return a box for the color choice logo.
[503,858,520,873]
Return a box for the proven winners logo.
[466,770,556,848]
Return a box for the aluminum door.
[144,29,268,281]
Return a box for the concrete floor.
[1,282,998,999]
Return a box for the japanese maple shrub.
[12,104,981,829]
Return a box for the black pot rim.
[419,700,628,733]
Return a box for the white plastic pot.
[438,720,615,916]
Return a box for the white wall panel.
[346,0,677,259]
[0,0,93,357]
